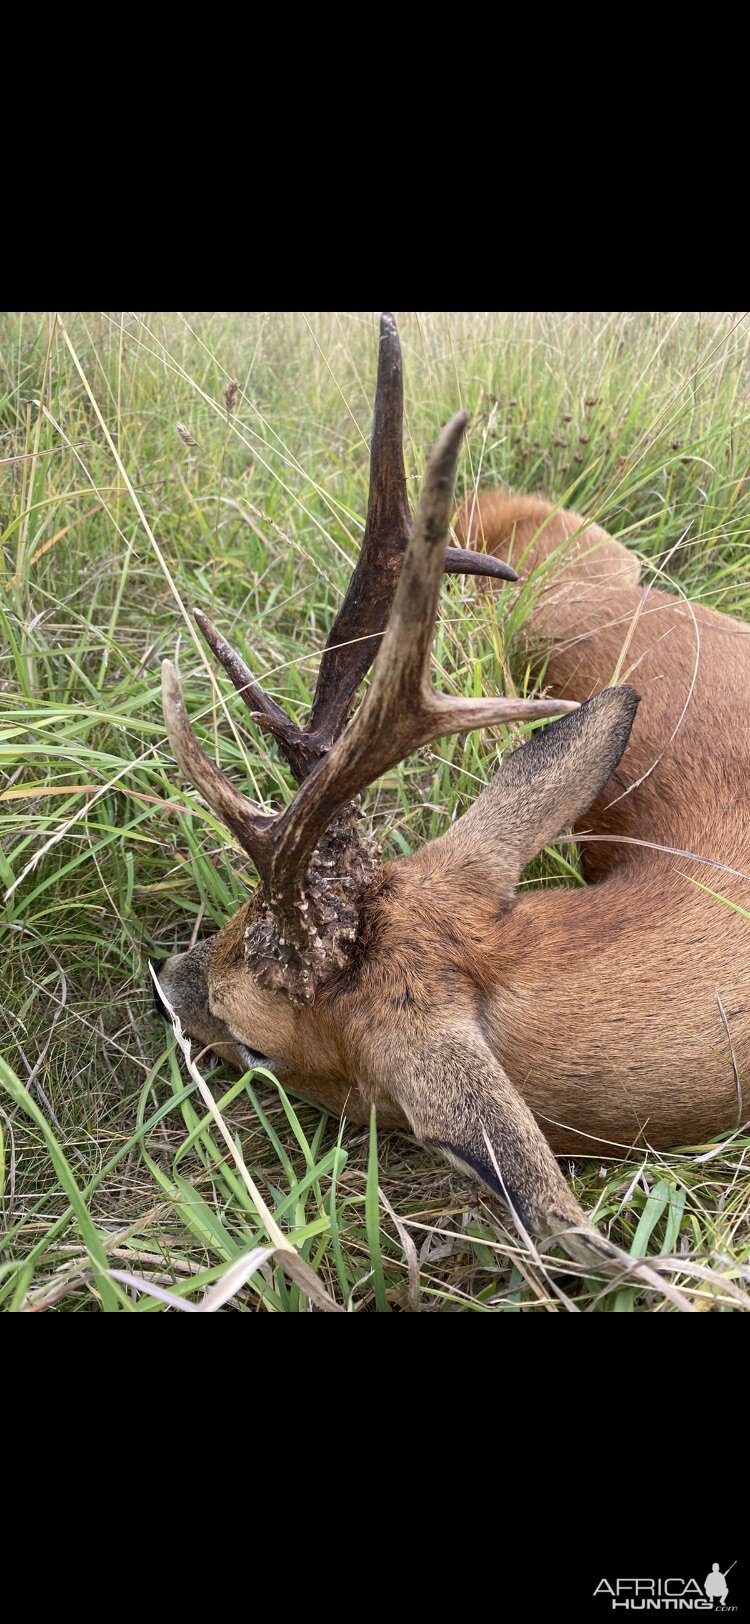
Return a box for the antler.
[184,313,519,791]
[163,384,577,999]
[251,411,575,916]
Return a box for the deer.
[154,312,750,1274]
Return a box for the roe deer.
[154,313,750,1269]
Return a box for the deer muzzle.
[152,940,254,1068]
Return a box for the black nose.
[152,960,171,1022]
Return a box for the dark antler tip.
[378,313,401,362]
[161,659,182,709]
[486,555,518,583]
[443,546,520,583]
[193,607,218,645]
[437,409,471,460]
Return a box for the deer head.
[154,313,639,1258]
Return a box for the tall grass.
[1,311,750,1311]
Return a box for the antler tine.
[193,608,319,782]
[265,412,577,914]
[444,546,518,582]
[305,312,412,751]
[161,661,275,885]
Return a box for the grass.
[1,309,750,1313]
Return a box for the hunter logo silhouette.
[705,1566,731,1607]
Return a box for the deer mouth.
[236,1044,271,1070]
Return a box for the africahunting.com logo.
[594,1564,738,1611]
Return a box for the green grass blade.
[365,1107,389,1313]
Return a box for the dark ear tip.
[585,685,640,744]
[608,683,641,709]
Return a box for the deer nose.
[150,941,213,1031]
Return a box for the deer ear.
[449,684,640,888]
[392,1024,586,1246]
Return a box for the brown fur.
[156,490,750,1247]
[455,493,750,1151]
